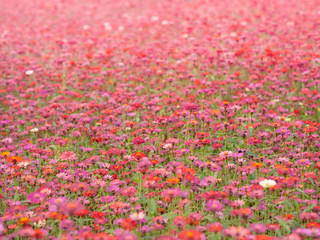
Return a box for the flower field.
[1,0,320,239]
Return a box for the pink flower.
[59,151,77,161]
[206,200,224,213]
[27,192,46,204]
[132,137,145,145]
[223,226,251,238]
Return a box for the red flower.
[121,218,137,230]
[111,165,122,171]
[212,143,223,149]
[306,221,320,228]
[32,229,48,239]
[132,137,145,145]
[207,222,224,233]
[76,209,90,217]
[83,190,96,197]
[293,109,300,115]
[132,152,146,160]
[91,211,106,219]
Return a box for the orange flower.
[210,110,220,116]
[167,178,180,184]
[162,197,172,203]
[223,100,230,106]
[256,235,272,240]
[179,229,202,240]
[49,212,67,220]
[252,162,263,169]
[158,208,166,214]
[6,156,23,164]
[1,151,11,157]
[19,217,31,225]
[43,168,54,175]
[186,217,199,226]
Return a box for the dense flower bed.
[0,0,320,239]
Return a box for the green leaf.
[148,198,157,217]
[161,212,178,220]
[99,204,109,211]
[296,189,305,194]
[308,177,315,186]
[85,124,91,132]
[139,194,147,203]
[302,204,316,213]
[277,218,291,234]
[184,202,192,216]
[275,229,283,237]
[131,178,139,184]
[246,151,255,157]
[204,215,214,222]
[13,193,20,201]
[248,126,253,137]
[226,137,238,144]
[49,145,57,151]
[213,171,219,178]
[132,230,142,239]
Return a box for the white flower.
[129,212,145,221]
[25,70,34,75]
[18,161,30,168]
[103,22,112,31]
[30,128,39,133]
[162,143,173,150]
[151,16,159,21]
[259,179,277,188]
[161,20,169,25]
[34,220,46,228]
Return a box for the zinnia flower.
[27,192,46,204]
[30,128,39,133]
[59,151,77,161]
[179,229,202,240]
[259,179,277,188]
[206,200,224,213]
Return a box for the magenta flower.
[27,192,46,204]
[132,137,145,145]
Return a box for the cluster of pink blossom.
[0,0,320,239]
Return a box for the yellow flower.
[1,151,11,157]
